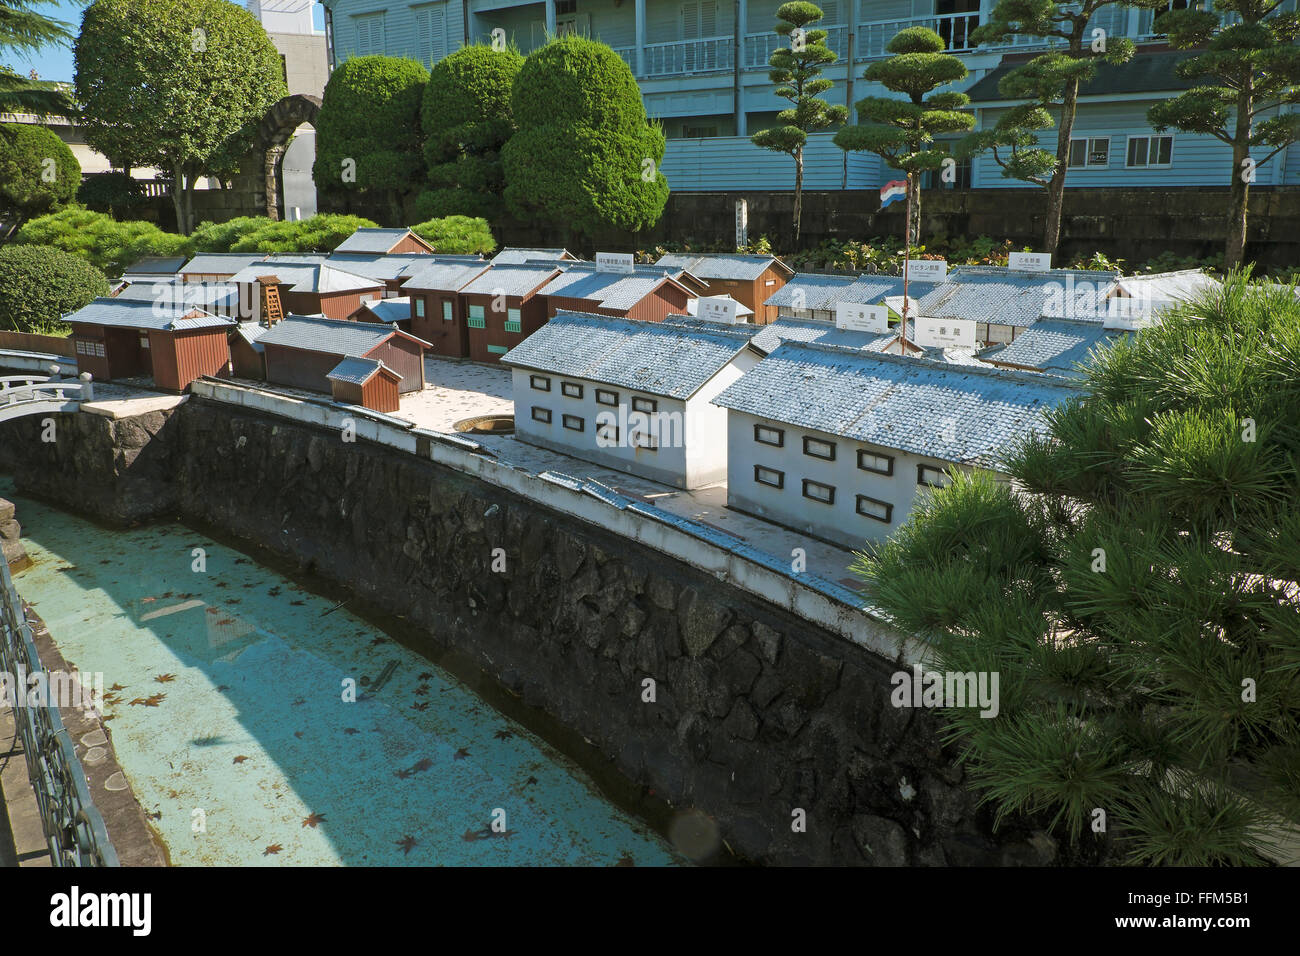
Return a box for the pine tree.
[853,276,1300,865]
[834,26,973,247]
[0,1,76,116]
[1138,0,1300,270]
[750,2,847,246]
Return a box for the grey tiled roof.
[461,264,560,298]
[334,227,426,254]
[491,247,575,264]
[502,311,757,399]
[258,314,406,357]
[918,266,1121,327]
[113,280,239,311]
[326,356,401,385]
[400,259,490,292]
[980,319,1121,377]
[749,317,897,354]
[539,265,686,311]
[654,253,792,281]
[357,298,411,324]
[64,298,234,331]
[227,262,381,294]
[712,342,1081,468]
[234,322,268,351]
[1113,269,1220,303]
[326,252,435,282]
[180,253,269,276]
[122,256,188,276]
[763,273,857,311]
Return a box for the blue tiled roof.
[334,227,427,254]
[326,356,401,385]
[326,252,435,282]
[748,317,897,354]
[461,263,561,298]
[980,319,1122,377]
[539,265,686,311]
[258,314,408,357]
[918,266,1121,327]
[763,272,857,310]
[400,259,490,292]
[227,261,382,294]
[357,298,412,324]
[712,341,1081,468]
[64,298,234,331]
[113,280,239,312]
[501,310,757,399]
[180,253,269,276]
[491,247,577,264]
[654,253,792,281]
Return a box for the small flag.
[880,180,908,208]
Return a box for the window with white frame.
[595,388,619,406]
[803,436,836,461]
[802,478,835,504]
[754,424,784,447]
[441,300,453,321]
[354,13,385,56]
[754,465,784,488]
[531,406,551,424]
[1127,134,1173,168]
[468,304,485,328]
[415,298,426,318]
[856,495,893,523]
[857,449,894,475]
[530,375,551,391]
[562,414,584,431]
[917,464,952,488]
[561,381,584,399]
[1068,137,1110,168]
[505,307,522,333]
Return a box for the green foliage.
[76,171,148,216]
[0,63,74,117]
[222,214,380,254]
[0,242,110,334]
[189,216,274,253]
[74,0,287,233]
[0,121,79,223]
[314,54,428,217]
[419,43,523,221]
[503,35,668,238]
[13,207,192,277]
[854,275,1300,864]
[409,215,496,255]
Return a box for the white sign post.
[595,252,635,274]
[1009,251,1052,272]
[914,316,978,348]
[699,296,740,324]
[835,301,890,333]
[905,259,948,282]
[735,199,748,250]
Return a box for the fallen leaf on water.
[412,758,433,773]
[216,685,230,692]
[414,685,429,696]
[615,853,635,867]
[294,731,304,739]
[524,776,538,787]
[394,768,413,780]
[109,683,125,692]
[144,693,166,707]
[154,674,175,683]
[411,702,430,712]
[454,748,470,760]
[418,672,434,681]
[370,637,388,646]
[343,727,360,736]
[302,812,326,829]
[233,755,249,764]
[461,829,480,843]
[396,835,418,855]
[493,730,513,741]
[128,698,148,706]
[263,844,282,856]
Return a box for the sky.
[6,1,327,83]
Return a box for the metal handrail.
[0,557,119,866]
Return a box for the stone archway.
[254,94,322,221]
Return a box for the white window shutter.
[415,9,431,63]
[700,1,716,36]
[682,2,699,39]
[430,6,445,61]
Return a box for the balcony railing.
[641,36,735,76]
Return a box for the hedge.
[0,244,110,334]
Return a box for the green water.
[4,480,679,866]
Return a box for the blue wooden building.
[318,0,1300,192]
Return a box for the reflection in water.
[6,482,678,867]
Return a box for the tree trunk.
[907,173,921,247]
[1225,82,1254,271]
[793,146,804,248]
[170,161,187,236]
[183,166,195,237]
[1044,72,1081,259]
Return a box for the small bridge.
[0,366,94,424]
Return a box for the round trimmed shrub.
[0,123,80,222]
[0,244,110,333]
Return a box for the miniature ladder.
[262,283,284,325]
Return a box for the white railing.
[641,35,735,76]
[0,374,94,423]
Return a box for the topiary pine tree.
[502,35,668,241]
[313,55,428,226]
[1136,0,1300,271]
[852,275,1300,865]
[418,43,524,222]
[834,26,973,248]
[963,0,1136,258]
[750,2,847,247]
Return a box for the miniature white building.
[712,342,1080,548]
[502,311,763,489]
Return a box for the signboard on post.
[914,316,978,348]
[699,296,740,324]
[595,252,635,274]
[835,301,890,333]
[906,259,948,282]
[1009,251,1052,272]
[735,199,748,250]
